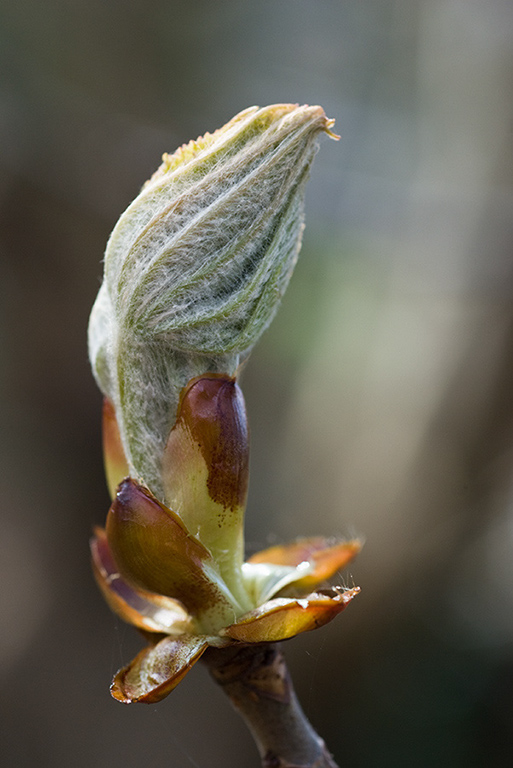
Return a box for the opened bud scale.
[89,105,360,707]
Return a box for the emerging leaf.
[88,104,337,496]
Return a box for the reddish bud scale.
[177,375,249,512]
[106,479,232,621]
[102,398,129,499]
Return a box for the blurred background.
[1,1,513,766]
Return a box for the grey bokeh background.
[2,1,513,766]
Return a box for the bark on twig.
[203,644,339,768]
